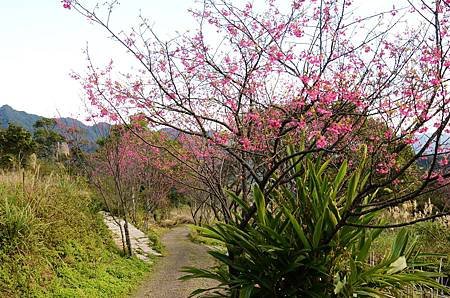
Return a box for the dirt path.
[133,226,218,298]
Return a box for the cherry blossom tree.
[89,121,189,254]
[64,0,450,230]
[90,127,145,256]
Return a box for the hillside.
[0,105,40,132]
[0,170,150,297]
[0,104,109,144]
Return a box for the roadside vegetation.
[183,152,450,297]
[0,169,150,297]
[0,116,194,297]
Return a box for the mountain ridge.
[0,104,110,144]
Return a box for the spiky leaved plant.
[182,147,448,297]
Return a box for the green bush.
[405,222,449,280]
[183,148,448,297]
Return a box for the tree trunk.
[118,219,126,254]
[123,216,133,257]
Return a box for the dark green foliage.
[0,154,15,169]
[0,198,39,254]
[182,149,448,297]
[410,222,450,284]
[169,187,189,207]
[0,124,35,167]
[33,118,65,159]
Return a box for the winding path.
[133,226,217,298]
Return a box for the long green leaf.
[253,185,266,225]
[333,160,347,192]
[318,159,330,176]
[312,209,326,248]
[226,190,250,212]
[239,285,254,298]
[344,170,360,211]
[283,207,311,249]
[357,233,372,261]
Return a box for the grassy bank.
[0,170,151,297]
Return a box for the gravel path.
[133,226,218,298]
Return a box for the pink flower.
[418,127,428,133]
[213,132,229,145]
[316,107,332,117]
[404,138,416,145]
[439,158,448,167]
[290,23,303,37]
[316,136,327,149]
[430,78,441,86]
[240,137,252,150]
[268,118,282,129]
[226,99,238,111]
[61,0,72,9]
[376,163,389,175]
[245,112,260,124]
[110,114,118,121]
[227,25,238,36]
[100,108,108,117]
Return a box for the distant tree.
[33,118,65,159]
[0,124,35,168]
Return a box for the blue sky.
[0,0,193,119]
[0,0,395,121]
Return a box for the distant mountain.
[0,104,41,132]
[159,127,181,139]
[0,104,110,148]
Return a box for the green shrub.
[188,225,224,249]
[411,222,450,280]
[412,221,450,251]
[182,148,448,297]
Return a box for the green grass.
[0,170,152,297]
[188,225,224,249]
[146,226,168,254]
